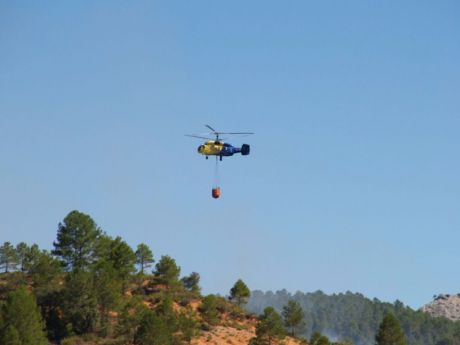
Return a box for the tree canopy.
[0,242,18,273]
[376,314,407,345]
[135,243,154,275]
[181,272,201,295]
[254,306,285,345]
[282,299,305,336]
[154,255,181,287]
[229,279,251,306]
[15,242,28,272]
[0,286,48,345]
[52,210,101,271]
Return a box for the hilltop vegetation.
[247,290,460,345]
[0,210,320,345]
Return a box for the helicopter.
[185,125,254,161]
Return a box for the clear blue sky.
[1,1,459,308]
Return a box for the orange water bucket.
[212,187,221,199]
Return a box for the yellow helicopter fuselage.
[197,140,224,156]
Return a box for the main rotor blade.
[205,124,217,133]
[185,134,213,140]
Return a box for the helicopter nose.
[197,145,203,153]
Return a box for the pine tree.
[135,243,154,275]
[181,272,201,295]
[92,259,122,334]
[0,242,18,273]
[229,279,250,306]
[52,210,101,271]
[134,310,176,345]
[116,296,148,344]
[28,249,63,295]
[282,299,305,337]
[23,244,41,272]
[154,255,181,287]
[93,235,136,292]
[62,270,98,334]
[0,286,48,345]
[375,314,407,345]
[15,242,29,272]
[110,237,136,283]
[255,307,285,345]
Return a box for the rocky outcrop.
[420,294,460,321]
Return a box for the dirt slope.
[192,325,304,345]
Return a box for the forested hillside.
[247,290,460,345]
[0,210,307,345]
[1,210,459,345]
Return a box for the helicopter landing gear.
[219,156,222,161]
[206,156,208,160]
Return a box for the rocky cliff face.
[421,294,460,321]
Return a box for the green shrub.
[61,336,85,345]
[199,295,220,326]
